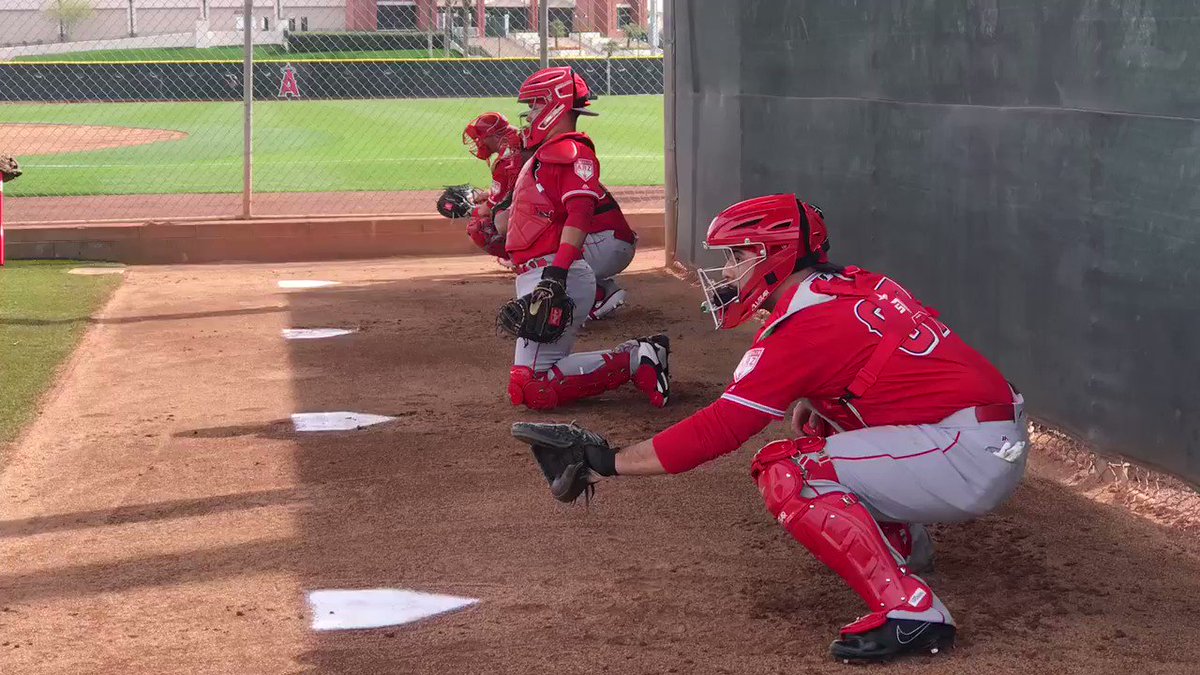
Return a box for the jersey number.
[852,277,951,356]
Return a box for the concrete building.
[0,0,650,51]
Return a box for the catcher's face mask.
[698,244,769,330]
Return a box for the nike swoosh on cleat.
[895,622,930,645]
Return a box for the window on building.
[262,16,270,31]
[378,1,418,31]
[548,8,574,33]
[617,6,634,29]
[378,5,417,31]
[301,17,309,31]
[287,17,295,31]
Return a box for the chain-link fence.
[0,0,665,224]
[1029,422,1200,533]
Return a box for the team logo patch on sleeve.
[733,347,764,382]
[573,158,595,182]
[490,180,502,196]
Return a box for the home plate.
[309,589,479,631]
[278,280,340,289]
[281,328,355,340]
[291,412,395,432]
[292,410,396,429]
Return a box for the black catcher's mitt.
[436,184,477,219]
[511,422,617,503]
[0,156,21,182]
[496,293,575,343]
[496,267,575,343]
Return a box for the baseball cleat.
[632,334,670,407]
[590,287,627,320]
[829,618,955,663]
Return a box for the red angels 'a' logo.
[278,64,301,99]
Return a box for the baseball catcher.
[500,67,668,410]
[0,156,21,182]
[460,113,525,269]
[513,194,1030,663]
[465,104,636,319]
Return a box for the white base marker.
[291,412,395,432]
[309,589,479,631]
[68,267,126,276]
[281,328,355,340]
[278,280,340,289]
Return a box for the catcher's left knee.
[750,437,839,519]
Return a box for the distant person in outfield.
[501,66,664,410]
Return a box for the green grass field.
[15,46,459,62]
[0,261,123,448]
[0,96,663,197]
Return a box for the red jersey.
[722,270,1013,430]
[505,132,633,265]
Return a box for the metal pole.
[649,0,658,56]
[241,0,253,218]
[661,0,677,267]
[539,0,549,67]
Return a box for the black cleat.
[829,619,955,663]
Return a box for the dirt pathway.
[1,251,1197,674]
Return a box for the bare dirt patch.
[1,250,1197,674]
[0,123,187,156]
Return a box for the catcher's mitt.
[0,156,21,182]
[497,267,575,343]
[436,184,477,219]
[496,292,574,343]
[511,422,617,503]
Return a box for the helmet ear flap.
[793,199,829,271]
[793,202,817,272]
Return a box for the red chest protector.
[506,132,594,255]
[810,267,942,402]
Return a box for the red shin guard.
[508,354,631,410]
[750,438,935,625]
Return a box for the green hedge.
[285,31,446,54]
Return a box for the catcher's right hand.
[466,212,507,258]
[511,422,618,503]
[435,184,476,219]
[0,156,21,182]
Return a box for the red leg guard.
[750,437,935,621]
[508,355,631,410]
[879,522,913,561]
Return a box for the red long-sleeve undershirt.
[551,196,596,268]
[651,397,775,474]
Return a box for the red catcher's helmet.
[516,66,596,148]
[463,112,516,160]
[698,194,830,329]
